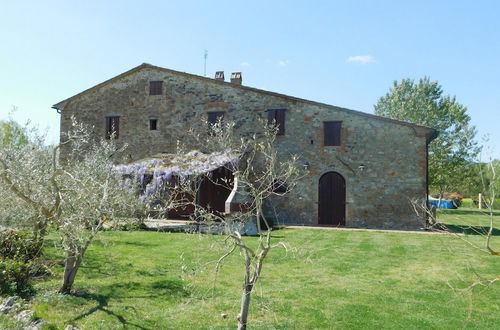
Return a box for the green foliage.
[0,120,29,148]
[461,198,500,209]
[0,230,42,261]
[0,230,43,297]
[374,77,479,195]
[0,259,34,297]
[455,162,483,197]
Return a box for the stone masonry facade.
[54,63,436,229]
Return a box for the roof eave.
[50,63,440,134]
[427,128,439,144]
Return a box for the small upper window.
[207,111,225,125]
[324,121,342,146]
[149,81,163,95]
[105,116,120,139]
[149,118,158,130]
[267,109,286,135]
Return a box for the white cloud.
[278,60,291,67]
[240,61,250,67]
[347,55,375,65]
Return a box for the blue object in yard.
[428,199,457,209]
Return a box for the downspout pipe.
[426,129,439,221]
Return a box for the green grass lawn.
[437,207,500,238]
[2,209,499,329]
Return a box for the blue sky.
[1,0,499,159]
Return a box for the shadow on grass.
[439,224,500,236]
[438,209,500,216]
[78,256,124,278]
[92,239,158,248]
[68,279,188,329]
[68,291,148,329]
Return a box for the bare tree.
[412,153,499,289]
[478,157,498,257]
[123,119,303,329]
[0,119,141,293]
[212,122,301,330]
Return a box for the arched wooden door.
[318,172,346,226]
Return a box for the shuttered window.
[324,121,342,146]
[149,81,163,95]
[105,116,120,139]
[207,111,225,125]
[267,109,286,135]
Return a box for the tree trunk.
[32,220,47,246]
[237,283,253,330]
[437,186,446,208]
[58,250,83,294]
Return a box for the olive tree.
[0,119,141,293]
[0,119,53,239]
[125,119,302,329]
[211,122,301,330]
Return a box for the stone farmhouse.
[52,63,437,229]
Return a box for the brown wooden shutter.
[149,81,163,95]
[324,121,341,146]
[267,109,276,125]
[267,109,285,135]
[105,116,120,139]
[113,117,119,138]
[275,109,285,135]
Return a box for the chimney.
[215,71,224,81]
[231,72,242,85]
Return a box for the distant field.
[438,206,499,228]
[461,197,500,209]
[1,209,498,329]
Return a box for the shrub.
[0,259,35,297]
[0,230,42,261]
[0,230,43,297]
[444,192,463,207]
[461,198,474,208]
[460,197,500,210]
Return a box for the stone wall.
[58,65,432,229]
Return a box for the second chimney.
[215,71,225,81]
[231,72,242,85]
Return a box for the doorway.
[318,172,346,225]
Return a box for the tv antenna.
[204,50,208,76]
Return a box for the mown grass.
[438,207,500,237]
[2,209,499,329]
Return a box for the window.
[105,116,120,139]
[149,118,158,130]
[207,111,225,125]
[267,109,286,135]
[324,121,342,146]
[271,179,288,193]
[149,81,163,95]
